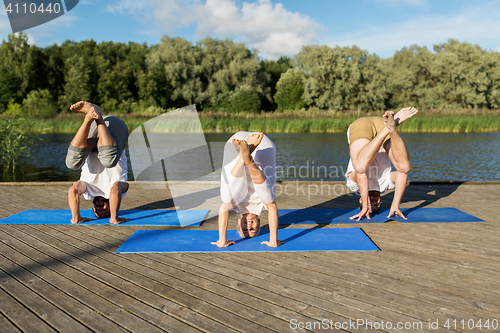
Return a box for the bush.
[0,115,32,172]
[22,89,57,118]
[229,86,261,113]
[274,68,307,112]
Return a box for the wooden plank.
[47,224,307,333]
[13,224,247,333]
[0,287,56,333]
[0,244,130,333]
[0,310,23,333]
[342,234,500,286]
[185,252,462,333]
[358,228,500,294]
[212,251,485,332]
[0,265,90,332]
[101,227,428,333]
[1,226,198,333]
[261,251,499,321]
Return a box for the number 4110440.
[444,319,498,330]
[6,2,62,14]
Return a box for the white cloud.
[108,0,323,59]
[329,2,500,57]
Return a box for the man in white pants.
[212,132,284,247]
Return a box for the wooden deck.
[0,181,499,333]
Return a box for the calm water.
[2,132,500,182]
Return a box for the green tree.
[295,45,368,110]
[431,39,492,109]
[22,89,57,118]
[230,85,262,113]
[147,36,270,111]
[263,56,293,110]
[274,68,306,112]
[0,33,38,106]
[58,54,92,110]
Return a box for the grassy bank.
[11,109,500,134]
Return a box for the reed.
[15,109,500,134]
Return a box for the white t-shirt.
[345,147,395,193]
[220,132,276,215]
[80,150,128,200]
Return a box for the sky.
[1,0,500,60]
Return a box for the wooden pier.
[0,181,499,332]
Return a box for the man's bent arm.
[109,181,129,224]
[212,203,235,247]
[349,172,371,221]
[68,181,90,223]
[261,202,284,247]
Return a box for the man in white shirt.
[66,101,129,224]
[212,132,284,247]
[345,107,418,221]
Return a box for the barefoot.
[383,110,397,132]
[70,101,102,115]
[71,101,94,113]
[109,217,129,224]
[83,106,104,124]
[393,107,418,126]
[70,217,92,224]
[247,132,263,154]
[232,138,252,165]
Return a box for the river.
[2,132,499,182]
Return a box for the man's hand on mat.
[350,206,371,221]
[109,217,129,224]
[387,207,407,220]
[261,240,285,247]
[211,239,236,247]
[71,217,92,224]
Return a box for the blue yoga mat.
[0,209,209,226]
[115,227,380,253]
[278,207,484,224]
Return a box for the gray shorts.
[66,116,128,170]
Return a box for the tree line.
[1,32,500,118]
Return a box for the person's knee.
[396,162,411,174]
[219,202,234,214]
[397,171,409,181]
[65,155,85,170]
[68,181,83,195]
[101,159,118,169]
[110,182,122,196]
[353,162,369,174]
[266,202,277,212]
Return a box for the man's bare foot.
[383,110,397,132]
[247,132,264,154]
[232,138,252,165]
[70,217,92,224]
[109,217,129,224]
[70,101,101,114]
[393,107,418,126]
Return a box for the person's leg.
[382,108,418,219]
[95,115,129,169]
[349,116,391,174]
[383,107,418,173]
[232,134,266,185]
[65,102,100,169]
